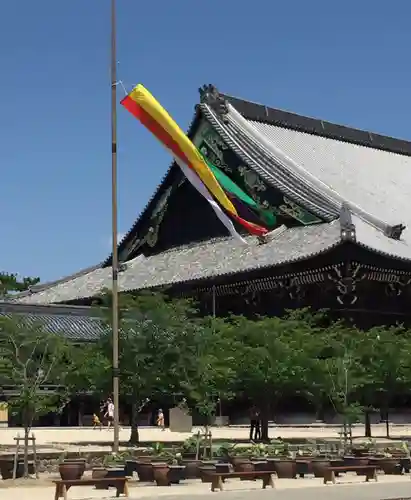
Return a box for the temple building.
[11,85,411,327]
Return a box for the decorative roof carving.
[385,224,406,240]
[199,84,229,119]
[340,204,356,242]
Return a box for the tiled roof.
[200,92,411,262]
[0,302,106,341]
[14,263,104,300]
[247,118,411,260]
[14,222,342,305]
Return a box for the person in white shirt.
[104,398,115,429]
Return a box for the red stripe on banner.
[121,95,190,165]
[231,213,268,236]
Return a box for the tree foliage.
[0,315,70,476]
[4,288,410,452]
[72,295,411,443]
[0,272,40,298]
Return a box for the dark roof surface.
[0,302,105,341]
[223,94,411,157]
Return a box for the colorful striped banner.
[121,84,268,238]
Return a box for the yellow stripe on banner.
[128,84,238,216]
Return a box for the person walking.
[156,408,165,431]
[104,398,115,430]
[249,405,261,441]
[92,412,102,430]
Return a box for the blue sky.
[1,0,410,282]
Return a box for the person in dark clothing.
[249,405,261,441]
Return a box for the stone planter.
[0,459,14,479]
[168,465,185,484]
[252,460,268,472]
[59,463,85,480]
[379,457,401,475]
[274,460,297,479]
[181,459,202,479]
[311,460,330,478]
[125,460,137,477]
[199,465,216,483]
[352,448,371,457]
[152,463,170,486]
[295,459,312,477]
[136,461,155,482]
[92,467,124,489]
[216,463,231,474]
[343,456,369,467]
[92,466,108,488]
[400,457,410,473]
[233,459,254,473]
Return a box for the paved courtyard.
[1,423,411,449]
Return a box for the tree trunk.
[315,397,325,422]
[260,399,270,442]
[386,409,390,439]
[364,409,372,438]
[23,425,29,478]
[129,401,139,445]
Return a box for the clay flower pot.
[199,465,216,482]
[344,456,369,467]
[274,460,297,479]
[152,463,170,486]
[136,461,155,482]
[59,462,85,480]
[124,460,137,477]
[380,457,400,475]
[311,460,330,478]
[181,459,202,479]
[252,460,268,472]
[233,459,254,473]
[92,467,109,489]
[168,465,185,484]
[0,459,14,479]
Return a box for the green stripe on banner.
[206,160,276,226]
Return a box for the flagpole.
[110,0,120,453]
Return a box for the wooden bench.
[205,471,275,492]
[53,477,129,500]
[323,465,377,484]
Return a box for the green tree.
[228,312,314,441]
[98,291,199,444]
[65,342,112,399]
[179,316,237,433]
[321,324,366,449]
[358,325,411,437]
[0,316,69,476]
[0,272,40,298]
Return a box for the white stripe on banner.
[174,157,247,244]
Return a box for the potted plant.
[180,436,198,459]
[0,457,14,480]
[311,452,331,479]
[266,443,296,479]
[59,457,85,480]
[167,454,185,484]
[379,452,401,475]
[152,462,170,486]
